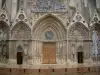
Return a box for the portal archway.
[10,21,31,63]
[32,14,66,64]
[68,22,89,63]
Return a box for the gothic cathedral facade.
[0,0,100,66]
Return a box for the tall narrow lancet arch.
[32,14,67,64]
[0,21,9,62]
[90,23,100,61]
[68,22,89,63]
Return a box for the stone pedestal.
[27,59,33,65]
[8,59,16,65]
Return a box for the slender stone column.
[24,41,28,64]
[56,42,60,64]
[0,0,2,9]
[67,30,69,63]
[11,0,17,21]
[8,41,16,64]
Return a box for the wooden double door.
[42,42,56,64]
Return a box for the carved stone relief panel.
[12,23,31,40]
[31,13,46,24]
[53,12,68,24]
[32,0,67,12]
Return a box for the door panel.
[77,52,83,63]
[42,42,56,64]
[17,52,23,64]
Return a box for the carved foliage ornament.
[93,17,98,22]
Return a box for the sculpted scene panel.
[12,22,31,40]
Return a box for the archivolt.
[68,22,89,36]
[32,15,66,40]
[11,21,31,40]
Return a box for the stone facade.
[0,0,99,68]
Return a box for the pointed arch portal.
[68,22,89,63]
[32,14,66,64]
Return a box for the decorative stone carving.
[31,12,67,26]
[93,17,98,22]
[31,13,46,24]
[76,15,82,21]
[18,14,25,20]
[12,23,31,40]
[32,0,67,12]
[0,14,6,20]
[53,13,67,24]
[45,31,54,40]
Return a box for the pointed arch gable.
[0,8,10,25]
[90,12,100,27]
[11,21,31,40]
[32,14,66,31]
[68,11,89,30]
[68,21,89,31]
[12,7,31,29]
[68,22,89,35]
[11,21,31,31]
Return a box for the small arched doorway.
[17,45,23,65]
[77,46,84,63]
